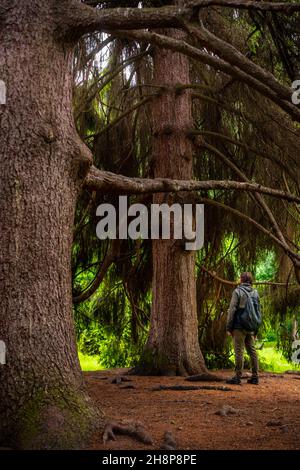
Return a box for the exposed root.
[111,376,133,384]
[259,373,285,378]
[284,370,300,375]
[127,365,207,377]
[151,385,233,391]
[186,373,224,382]
[161,431,177,450]
[215,405,241,417]
[103,420,153,445]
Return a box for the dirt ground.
[86,369,300,451]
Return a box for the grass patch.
[79,352,103,371]
[78,345,300,374]
[258,344,300,373]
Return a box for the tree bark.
[136,21,206,376]
[0,1,98,449]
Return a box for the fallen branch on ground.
[151,385,233,391]
[186,373,224,382]
[111,376,133,384]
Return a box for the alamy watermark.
[96,196,204,251]
[0,80,6,105]
[292,80,300,105]
[291,339,300,365]
[0,340,6,365]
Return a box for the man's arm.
[226,289,239,332]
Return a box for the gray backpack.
[238,286,262,332]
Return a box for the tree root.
[161,431,177,450]
[111,376,133,384]
[103,420,153,445]
[259,373,285,378]
[186,373,224,382]
[151,385,233,391]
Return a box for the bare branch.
[84,166,300,203]
[112,29,300,122]
[197,197,300,262]
[199,140,291,250]
[200,265,294,287]
[85,96,153,140]
[59,2,192,40]
[75,49,149,121]
[61,1,300,41]
[186,23,291,102]
[73,239,120,304]
[83,0,300,14]
[189,0,300,12]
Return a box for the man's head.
[240,272,253,285]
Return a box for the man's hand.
[227,331,233,337]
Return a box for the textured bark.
[0,1,97,449]
[135,21,206,376]
[60,1,192,40]
[0,0,299,449]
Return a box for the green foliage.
[78,352,102,371]
[264,329,277,343]
[74,278,150,368]
[277,317,300,362]
[257,344,300,373]
[78,322,147,368]
[203,351,234,370]
[71,12,299,374]
[247,28,261,55]
[255,251,277,281]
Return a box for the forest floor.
[86,369,300,450]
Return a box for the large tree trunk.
[0,1,98,449]
[137,23,207,376]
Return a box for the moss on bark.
[14,387,103,449]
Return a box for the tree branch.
[84,166,300,203]
[73,239,120,304]
[199,140,291,250]
[196,197,300,262]
[59,1,192,40]
[85,96,153,140]
[61,1,300,41]
[189,0,300,11]
[185,22,291,102]
[200,265,294,287]
[83,0,300,14]
[111,29,300,122]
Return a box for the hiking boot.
[226,376,241,385]
[247,376,259,385]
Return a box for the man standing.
[226,272,260,385]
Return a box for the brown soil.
[86,369,300,450]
